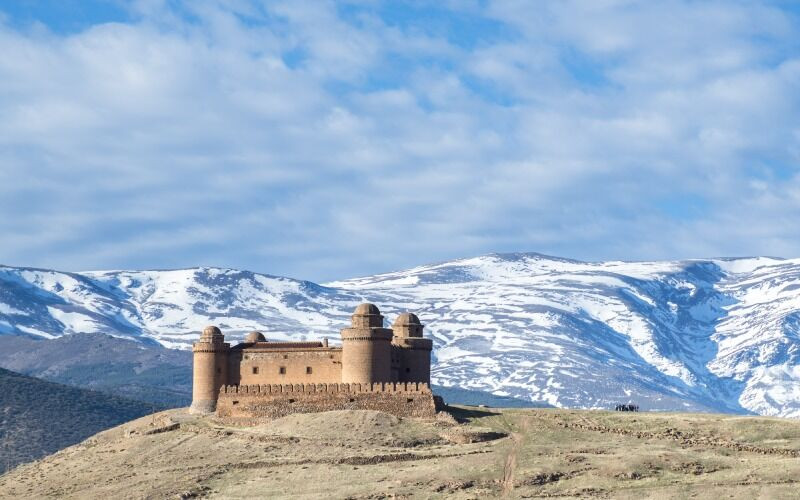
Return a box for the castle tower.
[190,325,230,414]
[244,331,266,343]
[392,312,433,384]
[340,303,393,384]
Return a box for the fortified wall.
[190,303,439,420]
[216,382,437,420]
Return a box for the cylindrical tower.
[190,325,230,414]
[341,303,393,384]
[392,313,433,384]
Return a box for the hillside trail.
[501,414,529,496]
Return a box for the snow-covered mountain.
[1,253,799,417]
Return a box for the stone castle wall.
[228,348,343,385]
[216,382,437,420]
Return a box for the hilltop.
[1,406,799,498]
[0,367,158,473]
[2,253,800,416]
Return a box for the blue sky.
[0,0,799,281]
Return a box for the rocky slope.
[1,253,799,416]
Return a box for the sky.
[0,0,799,282]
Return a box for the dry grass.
[1,406,799,499]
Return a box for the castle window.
[288,399,295,403]
[306,366,312,374]
[279,366,286,374]
[217,368,221,374]
[252,366,259,375]
[407,398,414,403]
[283,354,288,359]
[405,368,410,373]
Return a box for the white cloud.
[0,0,798,281]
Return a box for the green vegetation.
[0,367,157,473]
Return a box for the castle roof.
[350,303,384,328]
[200,325,224,343]
[245,331,266,343]
[203,325,221,336]
[392,312,421,326]
[354,303,380,315]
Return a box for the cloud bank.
[0,0,798,281]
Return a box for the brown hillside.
[1,407,800,498]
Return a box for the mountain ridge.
[1,253,799,417]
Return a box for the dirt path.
[501,414,530,496]
[501,434,519,496]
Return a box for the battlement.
[216,381,438,420]
[220,382,431,395]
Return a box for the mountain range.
[0,332,192,408]
[1,253,799,417]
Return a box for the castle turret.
[190,325,230,413]
[244,331,266,343]
[392,312,433,384]
[340,303,393,384]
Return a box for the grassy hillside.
[1,406,799,498]
[0,368,158,473]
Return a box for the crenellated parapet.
[392,337,433,350]
[192,345,230,353]
[216,381,438,420]
[220,382,432,395]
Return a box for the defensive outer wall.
[190,303,440,420]
[216,382,438,420]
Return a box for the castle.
[190,303,439,419]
